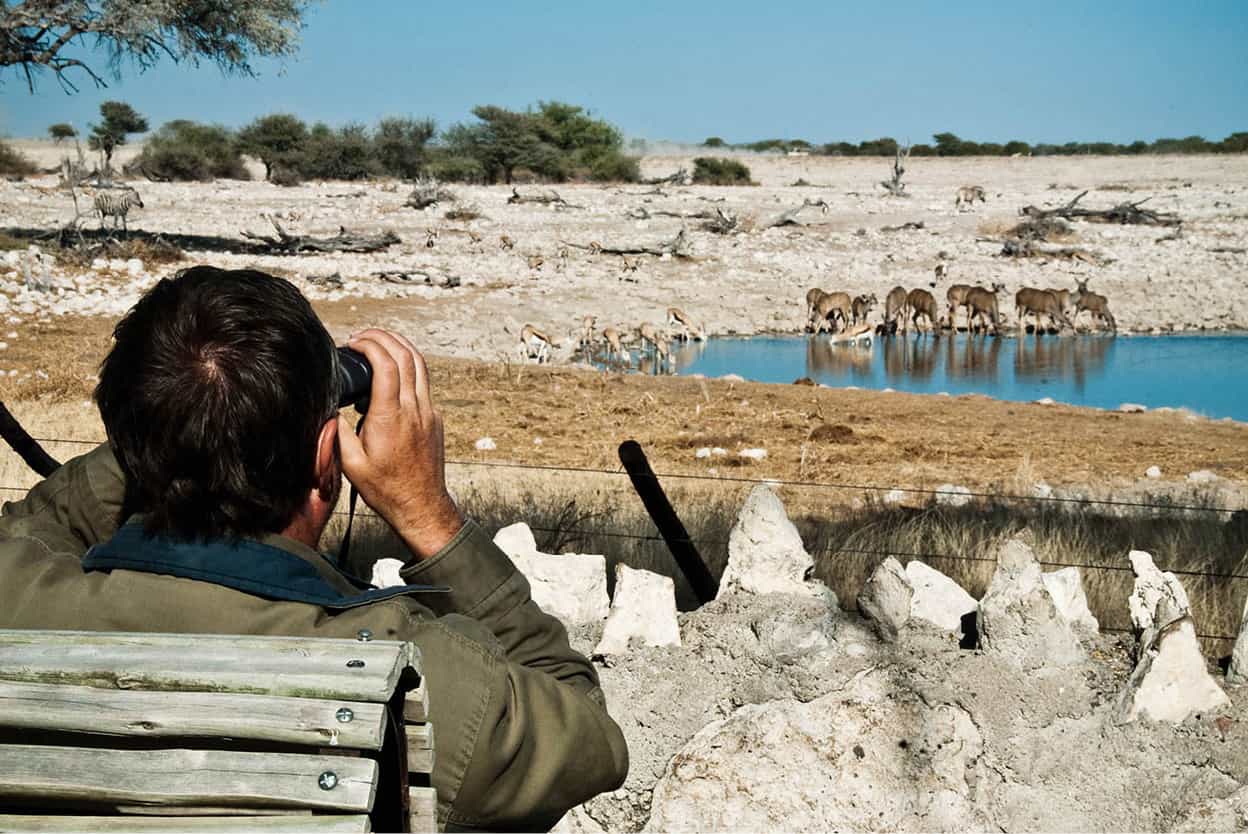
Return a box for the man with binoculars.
[0,266,628,830]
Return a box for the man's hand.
[337,329,464,560]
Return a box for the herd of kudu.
[806,274,1116,339]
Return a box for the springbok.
[526,254,544,271]
[621,255,640,274]
[1016,287,1073,332]
[579,315,598,350]
[499,234,515,251]
[425,228,439,248]
[955,186,987,209]
[667,307,705,341]
[603,326,630,365]
[905,288,939,333]
[934,262,948,282]
[1071,279,1117,332]
[965,283,1006,335]
[518,324,556,363]
[946,284,974,330]
[851,294,878,325]
[813,291,853,334]
[830,321,874,346]
[638,322,671,367]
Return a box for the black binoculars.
[337,347,372,412]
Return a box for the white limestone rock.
[1042,566,1099,636]
[1226,595,1248,685]
[370,557,405,588]
[645,685,987,832]
[1173,785,1248,832]
[737,447,767,461]
[1145,465,1162,479]
[1127,549,1191,637]
[905,561,978,634]
[934,484,972,507]
[856,557,912,642]
[718,485,825,599]
[977,534,1085,668]
[493,523,609,625]
[593,565,681,657]
[474,436,497,451]
[1116,617,1229,724]
[1187,469,1218,483]
[1117,402,1147,413]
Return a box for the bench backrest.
[0,630,436,832]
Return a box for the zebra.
[94,188,144,234]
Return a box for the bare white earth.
[2,146,1247,356]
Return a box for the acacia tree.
[0,0,313,93]
[88,100,147,170]
[236,113,308,180]
[47,122,77,142]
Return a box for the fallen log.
[240,215,400,254]
[998,237,1108,265]
[1019,190,1180,227]
[880,220,925,233]
[371,270,462,288]
[561,229,692,258]
[645,168,689,186]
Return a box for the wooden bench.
[0,630,437,832]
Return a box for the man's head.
[95,266,340,541]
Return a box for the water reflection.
[945,334,1003,381]
[807,338,873,380]
[1013,333,1113,393]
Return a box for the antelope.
[965,283,1006,335]
[499,234,515,251]
[588,241,603,256]
[884,286,908,329]
[905,288,939,332]
[934,262,948,282]
[638,322,671,367]
[467,230,483,246]
[667,307,705,341]
[946,284,975,331]
[518,324,555,363]
[955,185,986,209]
[424,228,439,248]
[813,291,853,334]
[579,315,597,350]
[851,293,878,325]
[620,255,640,274]
[1016,287,1073,332]
[805,287,827,331]
[556,245,570,272]
[830,321,874,346]
[603,326,630,365]
[526,254,544,271]
[1071,279,1117,332]
[1042,287,1073,318]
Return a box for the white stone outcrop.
[1116,617,1229,724]
[934,484,972,507]
[1226,595,1248,685]
[594,565,681,657]
[978,534,1085,668]
[1127,549,1191,637]
[370,557,405,588]
[1173,786,1248,832]
[905,561,977,633]
[645,681,987,832]
[493,523,610,625]
[718,485,824,599]
[1042,567,1100,635]
[856,557,912,642]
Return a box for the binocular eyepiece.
[336,347,372,412]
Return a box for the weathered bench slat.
[0,631,418,703]
[0,814,371,832]
[403,675,428,723]
[0,745,377,812]
[0,681,386,750]
[405,724,435,774]
[408,787,438,833]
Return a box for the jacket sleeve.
[0,443,124,550]
[401,522,629,830]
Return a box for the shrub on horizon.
[692,156,754,185]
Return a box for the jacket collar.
[83,519,447,610]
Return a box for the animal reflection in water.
[1014,331,1111,392]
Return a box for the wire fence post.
[618,440,719,605]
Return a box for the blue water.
[663,333,1248,421]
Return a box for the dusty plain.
[0,147,1245,503]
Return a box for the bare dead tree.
[1019,190,1180,226]
[645,168,689,186]
[241,215,400,254]
[702,208,740,234]
[405,177,455,210]
[561,229,692,258]
[879,144,912,197]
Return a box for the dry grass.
[52,236,186,269]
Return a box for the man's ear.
[314,415,340,498]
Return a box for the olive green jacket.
[0,445,628,831]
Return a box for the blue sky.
[2,0,1246,144]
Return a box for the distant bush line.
[703,131,1248,157]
